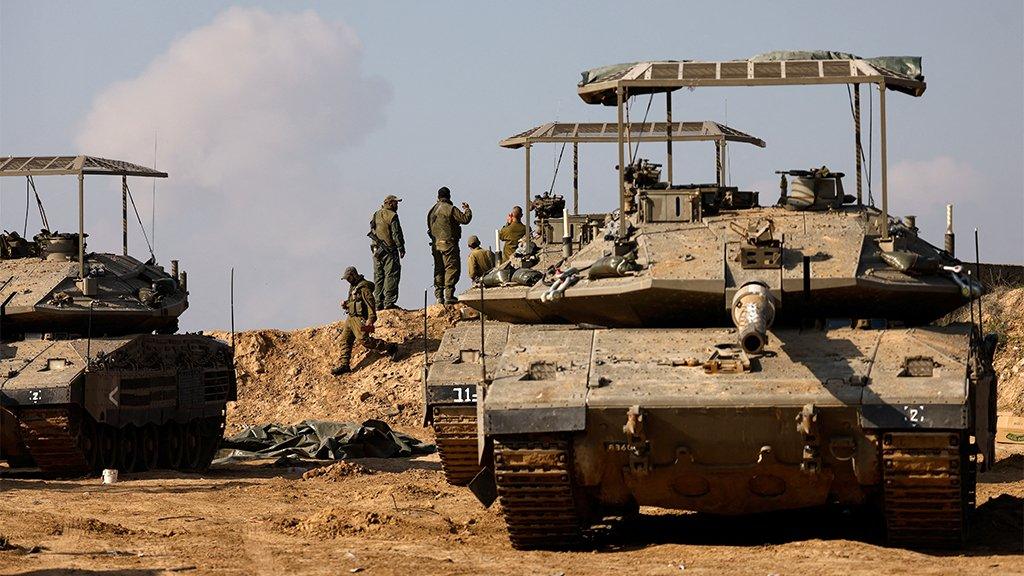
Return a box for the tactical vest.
[428,201,460,243]
[372,208,397,247]
[347,279,374,318]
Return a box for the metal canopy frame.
[502,121,766,250]
[0,155,167,279]
[500,121,766,149]
[0,155,167,178]
[576,57,927,241]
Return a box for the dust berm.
[1,300,1022,575]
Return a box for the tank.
[424,53,999,550]
[0,155,235,475]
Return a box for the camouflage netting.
[215,419,435,465]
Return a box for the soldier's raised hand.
[461,202,470,211]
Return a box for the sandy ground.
[0,443,1020,576]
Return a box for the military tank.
[424,52,998,550]
[0,155,235,475]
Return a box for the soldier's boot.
[331,364,350,376]
[443,287,458,305]
[434,288,445,305]
[386,342,399,360]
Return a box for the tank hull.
[463,323,995,549]
[0,333,235,475]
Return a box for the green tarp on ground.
[214,419,435,465]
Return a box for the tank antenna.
[966,270,977,363]
[422,289,429,427]
[151,131,158,255]
[230,267,235,353]
[479,283,486,385]
[974,228,983,341]
[86,300,95,367]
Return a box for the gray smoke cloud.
[76,7,391,330]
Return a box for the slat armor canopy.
[578,51,926,105]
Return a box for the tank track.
[493,436,584,550]
[881,431,975,548]
[15,409,91,474]
[432,406,481,486]
[14,406,224,477]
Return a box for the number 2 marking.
[903,405,926,425]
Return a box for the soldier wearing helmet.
[466,235,495,283]
[332,266,398,376]
[369,194,405,309]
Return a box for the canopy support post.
[78,173,85,279]
[524,143,532,252]
[715,141,724,187]
[616,87,626,239]
[879,81,889,240]
[854,84,863,205]
[666,92,673,186]
[122,176,129,256]
[572,142,579,215]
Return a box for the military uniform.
[336,272,395,374]
[498,219,526,262]
[427,196,472,303]
[369,199,405,308]
[467,241,495,283]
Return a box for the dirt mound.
[946,287,1024,415]
[273,509,399,540]
[211,305,460,434]
[302,461,374,481]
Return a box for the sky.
[1,1,1022,331]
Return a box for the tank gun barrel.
[731,283,777,354]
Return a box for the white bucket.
[102,468,118,484]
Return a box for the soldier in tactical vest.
[466,235,495,283]
[427,186,472,304]
[369,194,405,309]
[497,205,526,262]
[332,266,398,376]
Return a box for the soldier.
[466,235,495,283]
[427,186,472,304]
[498,205,526,262]
[369,194,405,309]
[331,266,398,376]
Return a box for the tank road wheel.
[118,425,140,472]
[139,425,160,471]
[433,406,482,486]
[881,432,974,549]
[161,422,186,469]
[493,436,586,550]
[96,424,119,471]
[76,415,100,472]
[181,420,205,471]
[200,416,226,469]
